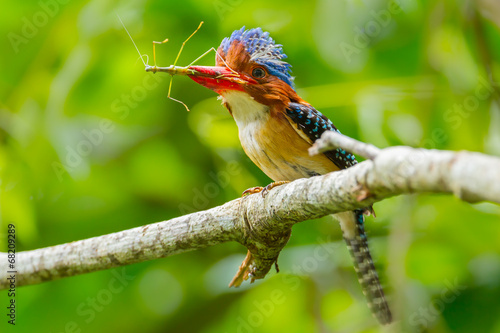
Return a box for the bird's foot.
[229,250,255,287]
[242,186,264,197]
[242,181,290,198]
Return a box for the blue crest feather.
[220,27,294,87]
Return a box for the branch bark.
[1,132,499,290]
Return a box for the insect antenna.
[116,14,149,67]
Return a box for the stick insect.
[117,15,235,111]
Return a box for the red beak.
[187,66,256,93]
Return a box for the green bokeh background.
[1,0,500,332]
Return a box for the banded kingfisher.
[158,27,392,325]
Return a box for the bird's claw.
[241,185,271,198]
[242,181,291,198]
[242,186,265,197]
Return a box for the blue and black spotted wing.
[285,102,357,170]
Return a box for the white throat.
[221,91,270,129]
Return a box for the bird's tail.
[336,210,392,325]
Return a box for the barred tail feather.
[336,210,392,325]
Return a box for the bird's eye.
[251,67,266,79]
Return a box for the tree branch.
[1,132,499,290]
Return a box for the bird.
[183,27,392,325]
